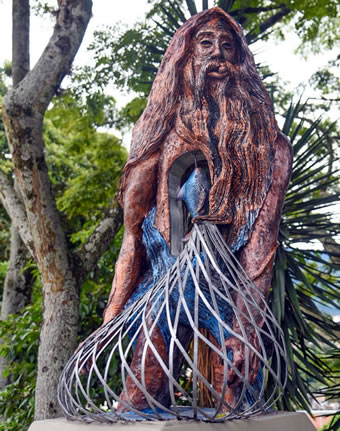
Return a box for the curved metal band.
[58,223,287,423]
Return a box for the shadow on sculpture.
[58,7,292,422]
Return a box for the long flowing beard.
[176,60,276,250]
[177,58,249,183]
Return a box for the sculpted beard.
[178,55,251,183]
[119,14,277,250]
[176,54,276,249]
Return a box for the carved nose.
[212,43,225,60]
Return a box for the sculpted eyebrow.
[196,30,233,42]
[196,31,214,39]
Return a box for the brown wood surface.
[101,7,292,411]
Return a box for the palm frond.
[269,100,340,418]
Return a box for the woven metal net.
[58,223,287,422]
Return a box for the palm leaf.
[270,100,340,419]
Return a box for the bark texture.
[2,0,93,420]
[0,171,34,256]
[1,225,32,319]
[0,0,31,391]
[77,196,123,278]
[12,0,30,87]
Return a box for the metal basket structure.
[58,223,287,423]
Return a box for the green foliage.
[0,210,10,263]
[321,415,340,431]
[72,0,340,95]
[0,262,8,303]
[31,0,58,17]
[310,55,340,105]
[0,278,41,431]
[116,97,148,131]
[222,0,339,50]
[79,226,124,339]
[267,101,340,421]
[43,90,127,245]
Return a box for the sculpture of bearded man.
[65,7,292,417]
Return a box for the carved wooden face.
[192,18,236,79]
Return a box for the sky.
[0,0,335,102]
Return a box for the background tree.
[0,0,33,391]
[0,0,126,421]
[0,87,126,430]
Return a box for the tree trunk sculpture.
[58,7,292,422]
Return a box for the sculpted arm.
[103,152,160,325]
[226,134,292,384]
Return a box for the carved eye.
[200,40,213,47]
[222,41,232,49]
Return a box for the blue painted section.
[177,167,210,218]
[175,166,260,253]
[124,168,264,408]
[244,367,264,407]
[231,208,258,252]
[126,208,232,346]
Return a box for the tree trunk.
[12,0,30,86]
[1,225,32,319]
[0,225,33,388]
[0,0,31,391]
[2,0,93,419]
[35,270,80,418]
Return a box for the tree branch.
[12,0,30,87]
[307,96,340,102]
[7,0,92,114]
[168,0,186,24]
[151,18,174,37]
[76,195,123,277]
[0,171,34,257]
[185,0,197,16]
[159,4,181,31]
[246,5,292,44]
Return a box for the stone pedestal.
[28,411,316,431]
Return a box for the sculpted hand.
[103,304,121,325]
[225,332,260,386]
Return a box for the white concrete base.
[28,411,316,431]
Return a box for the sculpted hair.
[175,13,279,250]
[119,7,280,250]
[119,8,247,203]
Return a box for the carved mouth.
[207,64,228,78]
